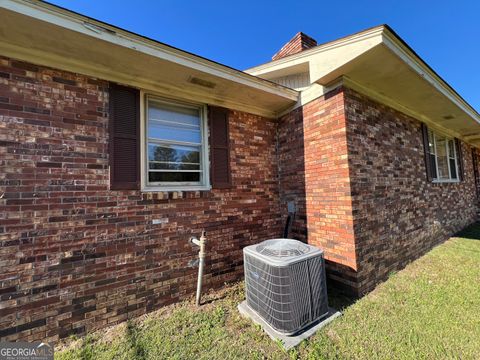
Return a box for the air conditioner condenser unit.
[243,238,329,335]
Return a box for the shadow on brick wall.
[277,107,308,242]
[456,222,480,240]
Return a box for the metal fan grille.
[244,251,328,335]
[256,239,310,258]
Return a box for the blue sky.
[48,0,480,111]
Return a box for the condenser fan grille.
[256,239,310,258]
[243,238,328,335]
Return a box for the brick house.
[1,0,479,342]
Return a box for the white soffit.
[0,0,298,118]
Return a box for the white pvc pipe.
[191,231,206,306]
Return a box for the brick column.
[302,88,358,293]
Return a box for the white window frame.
[140,92,210,192]
[429,129,459,183]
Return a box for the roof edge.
[247,24,479,124]
[3,0,298,100]
[381,25,480,122]
[246,25,385,75]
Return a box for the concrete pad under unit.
[237,301,342,350]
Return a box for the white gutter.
[0,0,298,101]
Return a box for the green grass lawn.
[57,224,480,360]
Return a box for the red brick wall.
[283,87,478,296]
[302,89,358,293]
[472,148,480,200]
[0,56,282,342]
[278,90,359,293]
[344,88,478,294]
[277,107,307,241]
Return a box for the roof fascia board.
[246,26,385,76]
[0,40,280,118]
[1,0,298,101]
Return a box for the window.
[145,96,209,190]
[427,128,459,182]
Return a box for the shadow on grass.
[326,286,356,312]
[456,222,480,241]
[126,321,146,360]
[326,221,480,312]
[199,291,231,305]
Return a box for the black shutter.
[209,106,232,189]
[109,83,140,190]
[421,123,433,182]
[472,149,479,197]
[455,138,464,181]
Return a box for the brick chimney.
[272,32,317,61]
